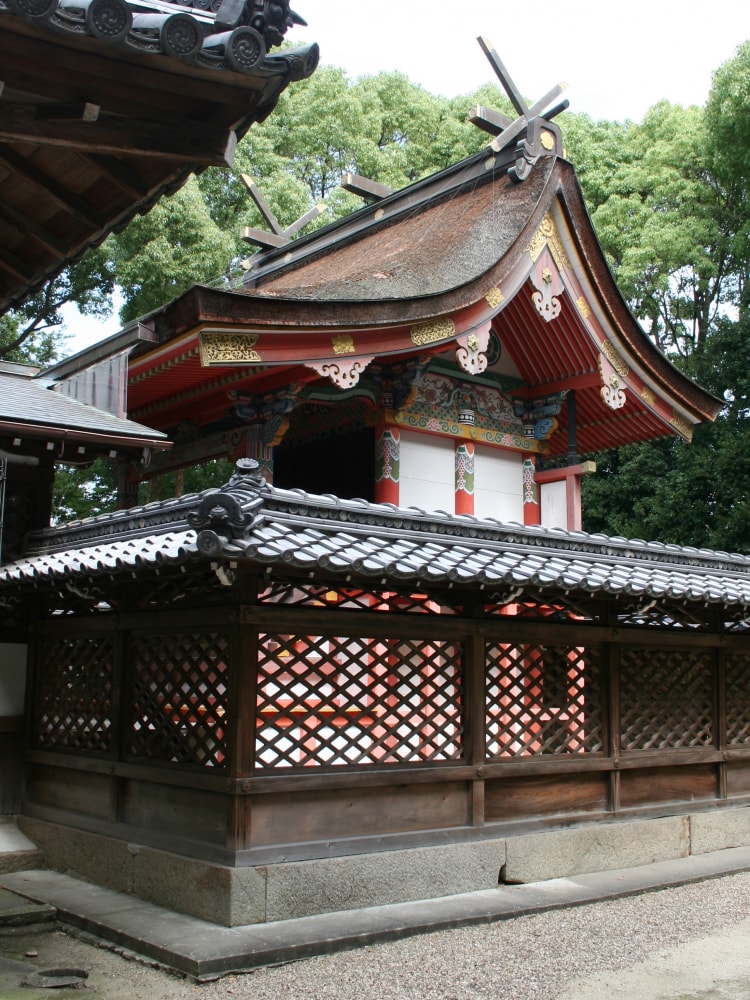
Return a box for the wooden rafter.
[0,146,104,229]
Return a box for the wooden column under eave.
[374,425,400,505]
[454,441,475,516]
[522,455,540,526]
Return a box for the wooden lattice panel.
[727,651,750,745]
[486,642,604,757]
[620,647,713,750]
[255,633,464,769]
[258,580,459,615]
[484,598,597,623]
[128,632,229,769]
[34,635,113,752]
[617,601,713,630]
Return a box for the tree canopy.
[3,39,749,547]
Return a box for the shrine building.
[4,25,750,940]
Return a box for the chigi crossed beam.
[240,174,326,251]
[469,37,569,154]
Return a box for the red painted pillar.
[522,456,540,526]
[455,441,475,515]
[374,425,400,505]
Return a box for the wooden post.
[374,425,400,506]
[455,441,475,516]
[522,456,539,525]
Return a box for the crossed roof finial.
[469,38,570,181]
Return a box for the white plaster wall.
[399,431,455,512]
[0,643,27,716]
[473,446,524,523]
[541,480,568,529]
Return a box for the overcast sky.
[296,0,749,122]
[63,0,749,354]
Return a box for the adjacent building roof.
[0,0,317,314]
[3,461,749,612]
[0,369,168,450]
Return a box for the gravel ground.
[4,873,750,999]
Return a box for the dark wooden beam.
[34,102,100,122]
[0,145,105,229]
[467,104,513,137]
[0,104,238,166]
[341,173,395,202]
[240,227,289,249]
[241,174,284,236]
[0,201,68,257]
[77,153,150,200]
[477,36,528,115]
[0,243,35,282]
[283,203,326,238]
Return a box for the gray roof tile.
[4,477,750,612]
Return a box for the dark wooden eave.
[0,8,318,315]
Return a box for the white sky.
[62,0,750,355]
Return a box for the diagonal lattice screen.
[254,633,464,769]
[34,635,113,752]
[258,580,460,615]
[486,641,604,756]
[620,647,713,750]
[726,651,750,745]
[128,632,229,768]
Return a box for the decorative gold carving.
[410,318,455,346]
[374,208,385,220]
[670,411,694,442]
[486,287,504,309]
[467,334,479,351]
[199,332,261,365]
[575,295,591,319]
[542,267,552,284]
[527,213,570,270]
[331,334,355,355]
[641,386,655,406]
[540,130,555,151]
[601,340,629,377]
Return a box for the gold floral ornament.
[575,295,591,319]
[641,386,656,406]
[527,214,570,270]
[486,287,504,309]
[331,334,355,355]
[410,318,456,346]
[199,333,261,365]
[670,411,693,442]
[600,340,629,377]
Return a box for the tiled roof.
[0,372,168,444]
[3,464,750,610]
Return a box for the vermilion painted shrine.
[2,23,750,929]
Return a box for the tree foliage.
[5,40,750,547]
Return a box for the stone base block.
[265,839,507,922]
[504,815,690,884]
[690,807,750,855]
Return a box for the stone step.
[0,888,56,928]
[0,820,44,877]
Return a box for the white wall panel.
[474,446,524,523]
[541,480,568,529]
[399,431,455,512]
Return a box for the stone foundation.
[15,809,750,927]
